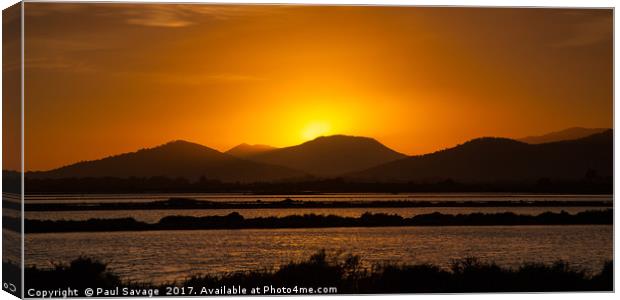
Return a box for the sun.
[302,121,332,141]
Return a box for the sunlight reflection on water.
[26,225,612,284]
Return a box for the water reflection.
[26,225,612,284]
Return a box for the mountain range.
[27,141,304,182]
[27,128,612,184]
[349,130,612,183]
[518,127,609,144]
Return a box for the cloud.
[123,71,268,85]
[120,5,208,28]
[125,10,195,28]
[24,57,97,73]
[119,5,282,28]
[24,3,85,16]
[27,3,280,28]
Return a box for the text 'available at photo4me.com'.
[27,285,339,298]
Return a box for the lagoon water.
[24,193,611,204]
[26,225,612,284]
[22,193,613,284]
[24,193,611,222]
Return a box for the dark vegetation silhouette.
[21,251,613,293]
[24,197,612,212]
[20,209,612,233]
[350,130,612,183]
[519,127,609,144]
[24,258,122,290]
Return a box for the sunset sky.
[20,4,612,171]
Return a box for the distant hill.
[519,127,609,144]
[247,135,407,177]
[349,130,612,183]
[225,143,276,158]
[27,140,304,182]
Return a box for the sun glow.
[302,121,332,141]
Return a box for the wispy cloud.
[121,71,268,85]
[24,57,97,73]
[125,11,194,28]
[119,5,267,28]
[27,3,280,28]
[120,5,209,28]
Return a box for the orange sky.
[17,4,612,171]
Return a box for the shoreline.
[20,197,613,212]
[18,209,613,233]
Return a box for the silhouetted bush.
[24,209,613,233]
[23,251,613,294]
[26,257,121,290]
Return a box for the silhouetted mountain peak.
[306,134,380,145]
[460,137,528,148]
[29,140,303,182]
[248,134,406,176]
[156,139,211,149]
[350,131,612,183]
[574,128,612,140]
[226,143,276,158]
[162,139,196,146]
[132,140,223,158]
[296,135,397,153]
[519,127,610,144]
